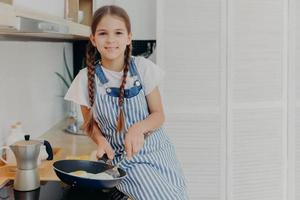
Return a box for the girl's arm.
[81,106,115,159]
[134,87,165,133]
[125,87,165,159]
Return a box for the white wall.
[0,41,72,146]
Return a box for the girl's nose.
[107,34,115,42]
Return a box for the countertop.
[0,119,97,188]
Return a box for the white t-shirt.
[64,56,165,108]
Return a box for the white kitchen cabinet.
[93,0,156,40]
[0,2,90,40]
[13,0,65,18]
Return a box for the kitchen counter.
[41,119,97,158]
[0,119,97,188]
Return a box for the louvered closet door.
[295,1,300,199]
[229,0,285,200]
[157,0,225,199]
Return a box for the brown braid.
[84,41,98,136]
[116,44,132,132]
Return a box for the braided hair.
[117,43,132,132]
[85,5,132,136]
[84,41,98,136]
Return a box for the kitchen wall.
[0,41,72,146]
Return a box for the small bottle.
[3,124,22,165]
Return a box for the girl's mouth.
[105,47,118,49]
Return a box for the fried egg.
[69,170,88,177]
[69,170,114,180]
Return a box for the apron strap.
[129,57,144,87]
[95,63,109,84]
[95,57,144,91]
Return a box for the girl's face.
[90,15,132,62]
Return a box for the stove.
[0,180,128,200]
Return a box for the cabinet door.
[93,0,156,40]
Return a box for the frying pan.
[54,134,150,189]
[53,157,126,189]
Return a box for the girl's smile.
[104,46,119,52]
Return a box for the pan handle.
[97,154,112,165]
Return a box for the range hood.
[13,16,69,34]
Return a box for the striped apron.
[93,58,189,200]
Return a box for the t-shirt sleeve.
[64,68,90,108]
[135,56,165,95]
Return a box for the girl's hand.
[125,124,145,159]
[96,136,115,160]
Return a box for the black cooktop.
[0,180,127,200]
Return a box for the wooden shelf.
[0,2,90,41]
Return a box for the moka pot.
[10,135,41,191]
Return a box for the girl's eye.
[98,32,107,35]
[116,32,123,35]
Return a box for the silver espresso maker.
[10,135,46,191]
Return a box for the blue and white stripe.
[93,57,188,200]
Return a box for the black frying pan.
[53,158,126,189]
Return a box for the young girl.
[65,5,188,200]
